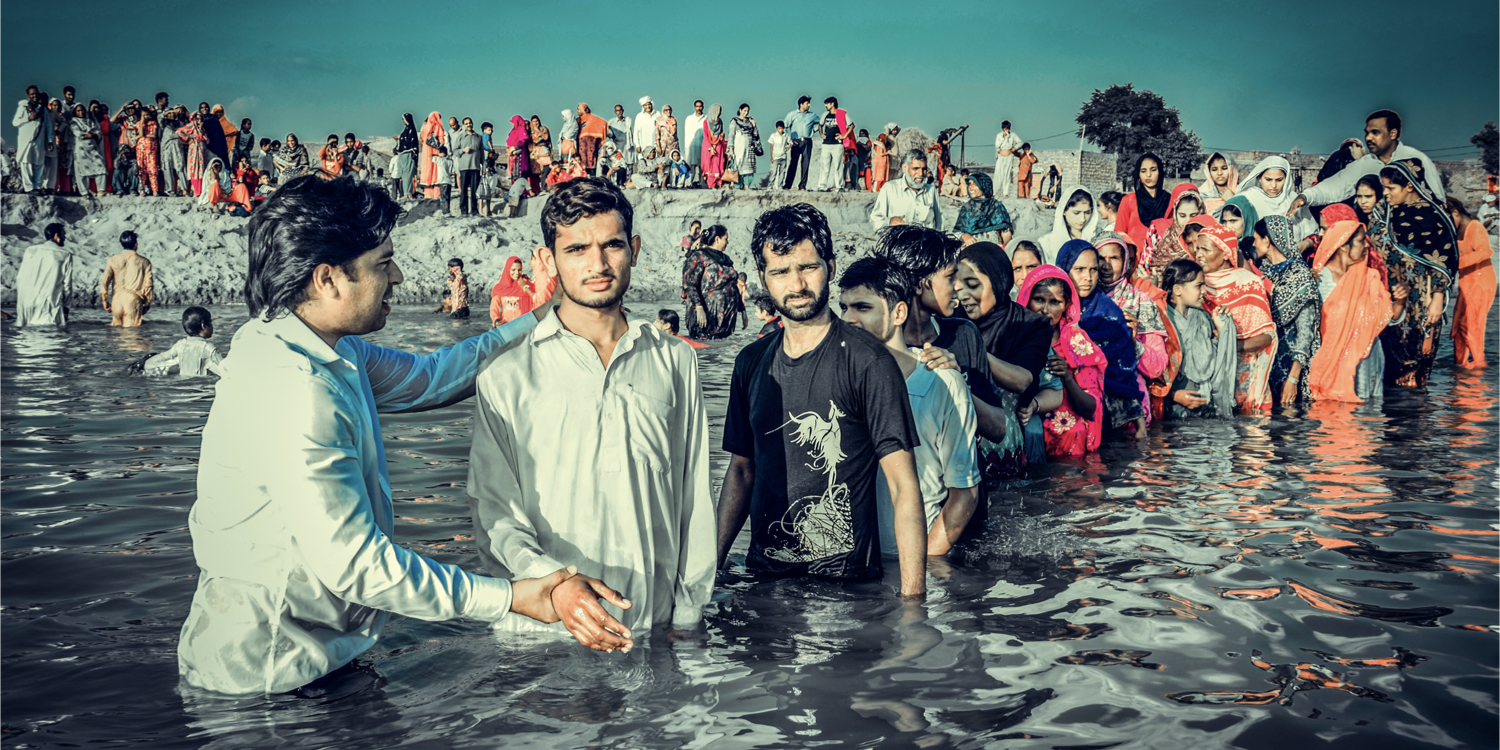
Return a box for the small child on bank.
[669,149,690,188]
[751,293,781,338]
[143,307,224,378]
[654,309,708,349]
[435,146,454,203]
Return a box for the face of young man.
[545,211,639,310]
[839,286,903,344]
[760,239,833,323]
[328,238,402,336]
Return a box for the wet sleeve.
[673,349,715,628]
[1290,303,1319,368]
[361,313,537,412]
[936,371,980,490]
[1012,317,1054,405]
[860,346,919,459]
[466,378,565,582]
[721,348,758,458]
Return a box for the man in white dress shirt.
[177,176,588,696]
[1289,109,1445,212]
[870,150,942,231]
[994,121,1021,198]
[468,177,714,651]
[634,96,660,168]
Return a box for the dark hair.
[438,146,448,155]
[44,222,64,241]
[1366,109,1402,138]
[775,120,785,129]
[480,121,493,131]
[750,203,834,274]
[699,224,728,247]
[1207,152,1228,170]
[824,96,838,107]
[244,175,401,321]
[1030,276,1071,305]
[873,224,960,281]
[1251,218,1269,240]
[63,85,75,95]
[738,103,749,113]
[694,100,703,107]
[737,271,747,281]
[656,308,680,334]
[239,118,251,128]
[1002,120,1011,129]
[1446,196,1472,219]
[1099,191,1123,211]
[1020,142,1030,150]
[1134,152,1164,188]
[838,255,915,310]
[1180,221,1207,242]
[1162,258,1203,304]
[1221,202,1243,221]
[539,176,635,250]
[447,257,464,268]
[343,132,356,141]
[797,96,811,107]
[154,91,168,101]
[1354,173,1383,197]
[1378,165,1411,188]
[1064,189,1093,212]
[182,306,212,336]
[752,292,776,316]
[120,230,138,249]
[271,140,281,149]
[1012,240,1041,260]
[858,129,868,138]
[259,137,271,147]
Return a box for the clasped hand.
[509,566,635,652]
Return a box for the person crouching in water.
[143,306,224,378]
[432,257,469,318]
[1017,265,1106,457]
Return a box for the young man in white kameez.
[468,177,714,652]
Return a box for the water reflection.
[2,304,1496,748]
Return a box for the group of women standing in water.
[943,147,1489,466]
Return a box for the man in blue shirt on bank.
[782,96,820,190]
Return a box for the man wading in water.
[176,175,625,696]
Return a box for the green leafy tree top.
[1076,84,1203,185]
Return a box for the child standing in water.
[1019,266,1105,457]
[1161,258,1238,419]
[144,307,223,378]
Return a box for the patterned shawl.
[1260,214,1322,363]
[956,172,1013,236]
[1055,239,1144,402]
[1098,235,1165,337]
[1368,160,1458,286]
[1200,224,1275,340]
[1140,184,1206,280]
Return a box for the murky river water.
[3,303,1496,749]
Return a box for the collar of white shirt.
[530,307,665,349]
[254,312,344,366]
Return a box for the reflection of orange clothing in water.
[101,250,154,327]
[1452,220,1494,368]
[1016,152,1038,198]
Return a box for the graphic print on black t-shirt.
[723,317,919,580]
[765,401,852,562]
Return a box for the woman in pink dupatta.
[1020,265,1107,457]
[505,115,537,195]
[700,103,726,188]
[1195,224,1277,412]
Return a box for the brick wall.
[1028,149,1119,196]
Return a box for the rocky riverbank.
[0,188,1051,309]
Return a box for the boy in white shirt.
[837,256,981,556]
[767,121,791,192]
[143,306,224,378]
[434,146,454,204]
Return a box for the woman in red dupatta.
[506,116,538,195]
[489,255,535,326]
[1019,265,1107,456]
[1195,224,1277,411]
[418,112,445,199]
[1138,183,1207,285]
[1309,221,1394,403]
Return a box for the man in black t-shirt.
[717,203,927,597]
[875,225,1010,445]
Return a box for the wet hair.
[901,149,927,167]
[750,203,835,274]
[120,230,138,249]
[447,257,464,268]
[182,306,212,336]
[244,176,402,322]
[825,96,838,107]
[838,255,915,310]
[797,96,811,107]
[1162,258,1203,305]
[1366,109,1402,138]
[1064,189,1093,213]
[539,176,635,250]
[1099,191,1123,211]
[44,222,64,241]
[751,292,776,316]
[1446,196,1472,219]
[873,224,960,281]
[698,224,728,248]
[656,308,680,334]
[775,120,785,129]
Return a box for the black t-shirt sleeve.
[1012,316,1054,405]
[856,341,919,460]
[722,345,759,458]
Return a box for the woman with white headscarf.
[1236,155,1316,238]
[1037,185,1099,264]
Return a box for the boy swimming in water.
[143,306,223,378]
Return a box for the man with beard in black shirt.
[716,203,927,597]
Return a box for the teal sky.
[5,0,1497,162]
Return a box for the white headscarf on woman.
[1236,155,1316,237]
[1198,151,1239,215]
[1037,184,1099,264]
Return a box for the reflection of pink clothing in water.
[101,250,153,327]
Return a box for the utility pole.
[1078,124,1086,186]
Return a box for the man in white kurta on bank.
[176,176,619,696]
[994,121,1021,198]
[870,150,942,231]
[469,176,714,649]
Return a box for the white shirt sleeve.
[934,370,981,490]
[870,184,893,230]
[671,347,715,629]
[355,313,537,412]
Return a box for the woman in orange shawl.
[1195,223,1277,411]
[1448,197,1495,369]
[489,255,535,326]
[1309,221,1398,402]
[212,105,237,160]
[418,112,446,199]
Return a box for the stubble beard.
[773,282,830,323]
[560,272,628,310]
